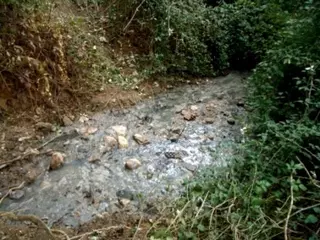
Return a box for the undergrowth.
[148,1,320,239]
[0,4,70,112]
[0,0,142,119]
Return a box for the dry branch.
[52,229,71,240]
[0,212,55,240]
[70,225,131,240]
[284,174,294,240]
[0,181,25,205]
[123,0,147,32]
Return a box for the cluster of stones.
[49,125,150,172]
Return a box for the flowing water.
[1,73,246,227]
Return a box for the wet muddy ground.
[1,73,246,228]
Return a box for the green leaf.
[299,184,307,191]
[197,224,205,232]
[292,184,299,192]
[184,231,196,239]
[304,214,318,224]
[313,207,320,214]
[252,197,263,206]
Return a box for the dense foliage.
[152,0,320,239]
[90,0,286,75]
[143,0,286,75]
[148,0,285,74]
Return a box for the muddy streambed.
[1,73,246,227]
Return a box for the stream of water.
[1,73,246,227]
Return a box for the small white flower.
[168,28,173,36]
[240,127,247,135]
[305,65,314,71]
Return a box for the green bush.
[209,1,286,70]
[249,1,320,125]
[0,0,40,6]
[147,0,215,75]
[147,0,286,74]
[84,0,285,75]
[152,1,320,240]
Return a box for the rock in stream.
[0,73,246,227]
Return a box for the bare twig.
[250,216,268,239]
[273,130,320,162]
[167,200,190,231]
[0,156,23,170]
[190,192,209,229]
[315,110,320,121]
[0,181,25,205]
[227,202,235,225]
[132,215,143,240]
[70,225,130,240]
[0,137,54,169]
[296,156,320,189]
[0,183,58,239]
[290,203,320,220]
[262,202,320,236]
[0,129,79,169]
[215,226,231,239]
[209,199,230,230]
[245,164,258,222]
[123,0,147,32]
[145,205,170,238]
[52,229,71,240]
[37,133,69,150]
[278,196,291,213]
[284,174,294,240]
[0,212,55,240]
[304,75,314,118]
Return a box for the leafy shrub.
[247,5,320,237]
[81,0,285,75]
[144,0,285,74]
[0,12,70,110]
[0,0,41,8]
[147,0,215,75]
[209,1,286,70]
[151,1,320,240]
[0,0,116,116]
[249,1,320,125]
[82,0,215,76]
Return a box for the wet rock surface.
[9,190,25,200]
[125,158,142,170]
[133,134,150,145]
[0,73,246,227]
[50,152,65,170]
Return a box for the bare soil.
[0,212,154,240]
